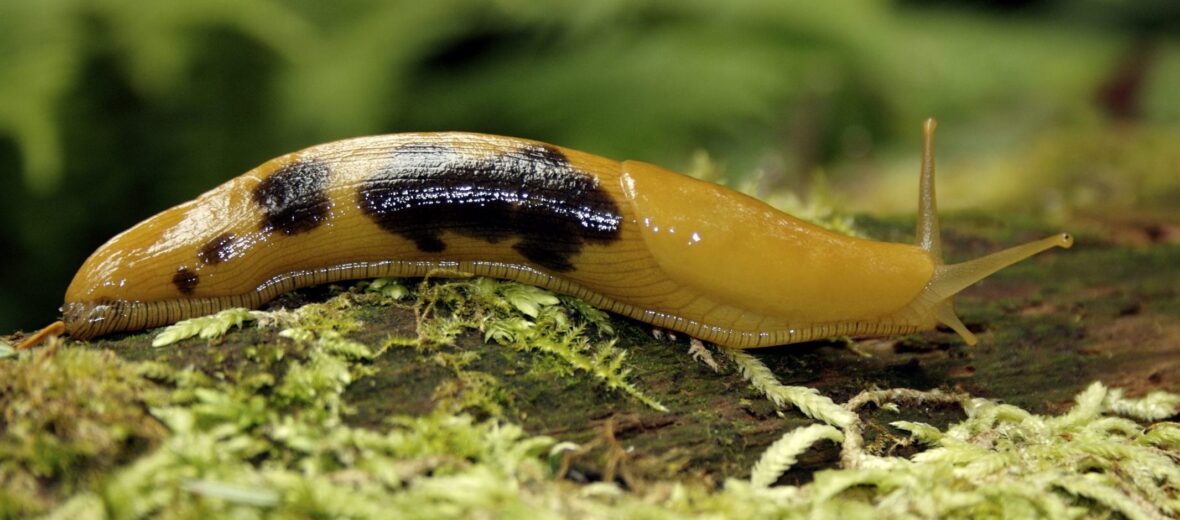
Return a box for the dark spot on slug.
[197,232,239,265]
[253,158,332,235]
[407,233,447,253]
[513,239,581,272]
[357,142,622,272]
[172,267,199,295]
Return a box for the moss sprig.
[409,277,666,412]
[151,308,258,347]
[724,347,856,428]
[750,424,843,487]
[484,302,667,412]
[1105,387,1180,421]
[728,360,1180,519]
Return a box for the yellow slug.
[61,119,1071,348]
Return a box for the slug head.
[62,175,267,339]
[910,118,1073,345]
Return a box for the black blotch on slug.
[253,159,332,235]
[357,142,622,272]
[197,232,238,265]
[172,267,199,295]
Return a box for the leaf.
[559,296,615,336]
[483,317,534,345]
[366,278,410,300]
[500,284,560,318]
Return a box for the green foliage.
[732,382,1180,519]
[1106,387,1180,421]
[53,374,558,519]
[0,0,898,194]
[361,278,410,301]
[0,346,167,518]
[721,345,1180,518]
[6,288,1180,518]
[890,383,1180,518]
[750,424,843,488]
[1,289,565,518]
[274,349,354,420]
[151,308,258,347]
[283,298,366,336]
[2,3,1178,515]
[1021,126,1180,214]
[410,277,666,412]
[432,371,508,418]
[558,296,615,337]
[725,347,856,428]
[4,0,1179,338]
[2,279,667,515]
[499,283,561,319]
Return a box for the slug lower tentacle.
[62,120,1071,347]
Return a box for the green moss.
[389,277,666,412]
[7,214,1180,517]
[0,345,168,518]
[151,308,257,347]
[729,383,1180,518]
[9,286,1180,519]
[25,317,565,518]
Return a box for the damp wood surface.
[17,212,1180,486]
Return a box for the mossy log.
[7,214,1180,491]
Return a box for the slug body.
[64,121,1071,347]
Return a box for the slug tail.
[911,118,1073,345]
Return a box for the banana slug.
[61,119,1071,348]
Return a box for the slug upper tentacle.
[62,121,1071,347]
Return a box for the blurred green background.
[2,0,1178,334]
